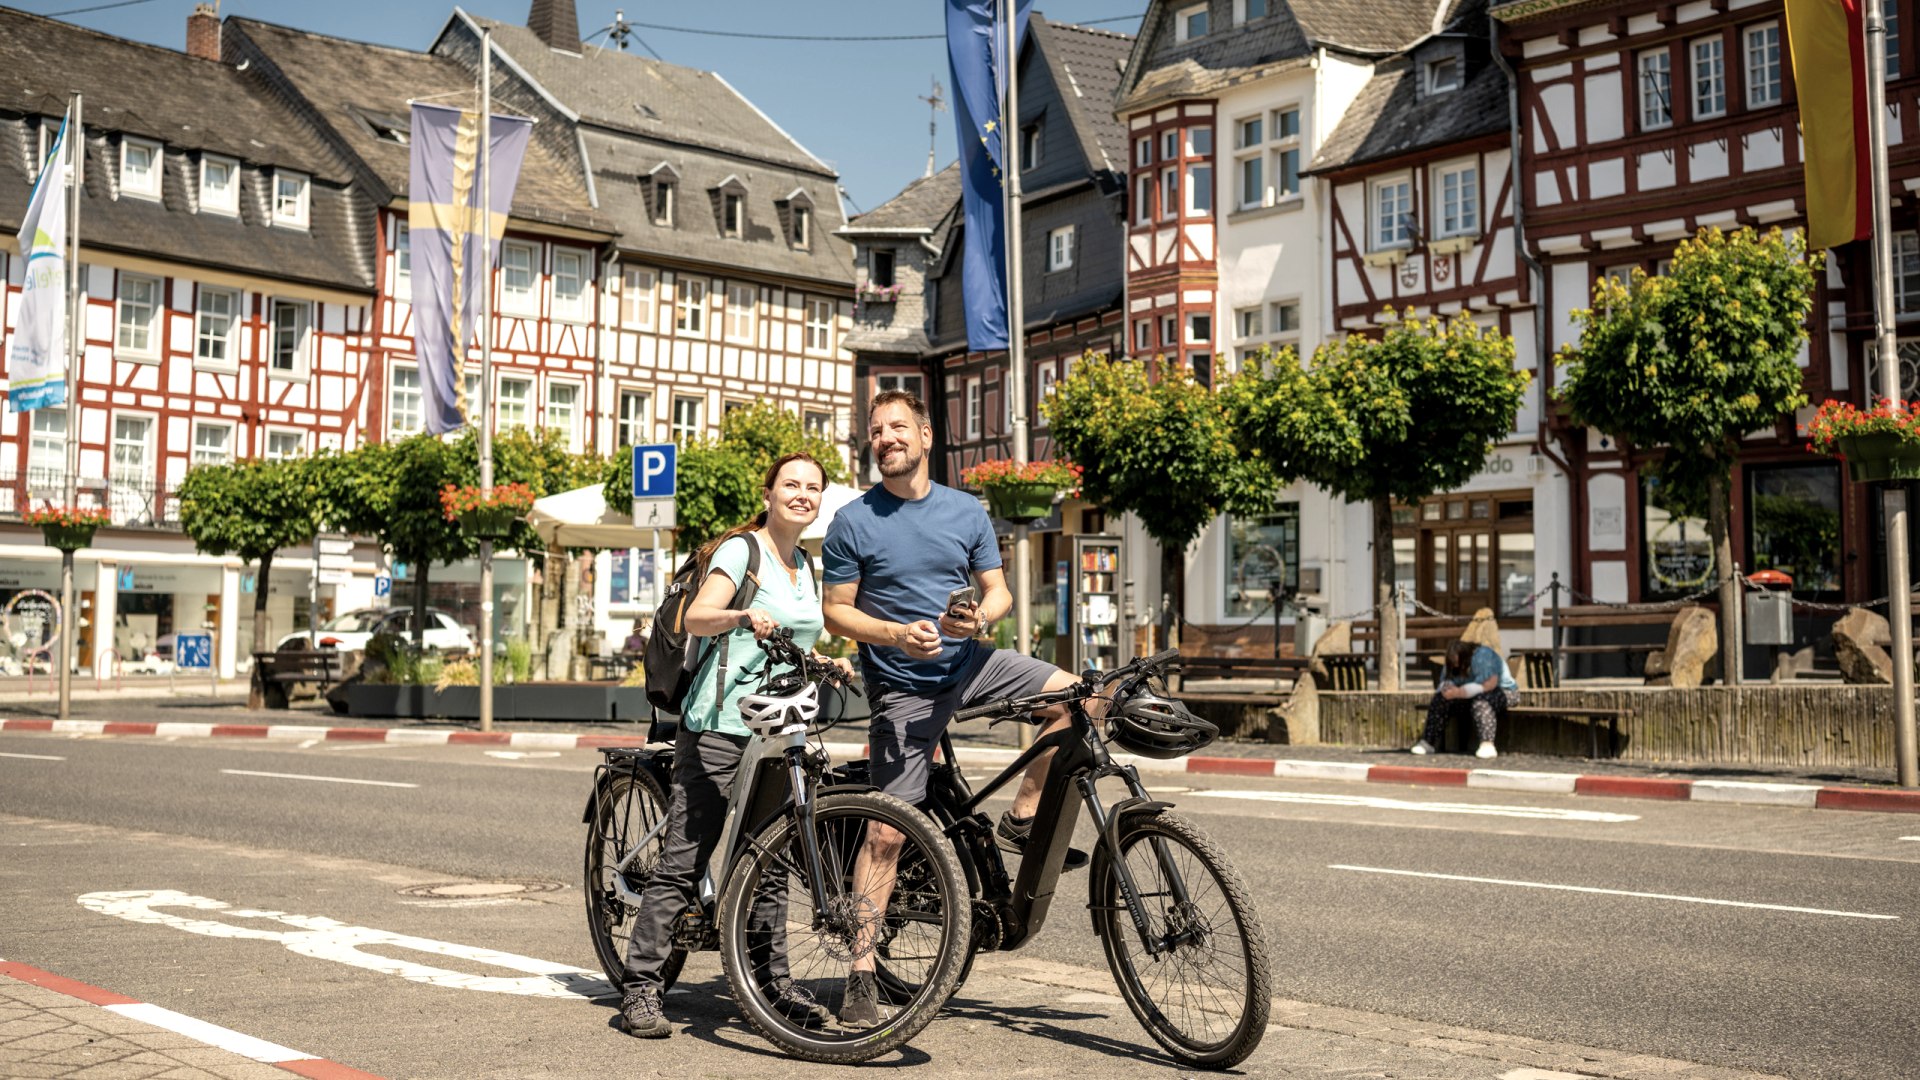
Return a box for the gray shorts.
[867,646,1060,804]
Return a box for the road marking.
[1901,836,1920,842]
[0,751,65,760]
[1330,865,1900,920]
[105,1002,309,1064]
[485,750,561,760]
[219,769,417,789]
[1189,789,1640,823]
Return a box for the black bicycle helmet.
[1106,691,1218,759]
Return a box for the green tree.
[178,456,323,705]
[1042,355,1280,639]
[1232,313,1528,689]
[1557,226,1819,677]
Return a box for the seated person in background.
[621,618,650,656]
[1411,639,1519,760]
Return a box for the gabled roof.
[226,16,608,234]
[454,12,833,177]
[844,162,962,235]
[1029,15,1134,178]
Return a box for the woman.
[1411,639,1519,760]
[618,452,849,1038]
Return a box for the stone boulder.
[1643,606,1717,688]
[1831,607,1894,685]
[1305,620,1353,684]
[1267,670,1319,745]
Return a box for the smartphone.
[945,586,977,618]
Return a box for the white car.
[275,607,474,653]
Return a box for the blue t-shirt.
[822,482,1001,693]
[1444,644,1518,693]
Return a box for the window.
[1161,169,1178,220]
[265,430,305,460]
[676,277,707,335]
[120,138,161,199]
[723,192,744,237]
[965,377,983,440]
[547,381,579,449]
[552,249,587,321]
[390,364,422,436]
[871,249,897,288]
[1371,178,1412,249]
[1188,351,1213,388]
[1397,493,1535,616]
[1271,300,1301,335]
[792,204,811,248]
[616,390,651,447]
[1235,116,1264,209]
[29,410,65,486]
[653,179,676,226]
[1047,226,1076,271]
[116,275,161,356]
[1134,319,1153,352]
[1161,314,1177,347]
[1897,233,1920,314]
[394,221,411,298]
[1021,123,1042,170]
[671,395,703,443]
[1889,2,1903,79]
[1177,3,1208,40]
[1162,131,1178,161]
[1225,503,1300,616]
[804,410,833,439]
[199,154,237,214]
[110,415,154,526]
[270,299,310,375]
[1136,173,1153,223]
[1236,307,1263,338]
[726,283,757,341]
[1745,464,1843,597]
[621,267,655,328]
[272,170,309,227]
[805,298,833,351]
[498,377,531,430]
[192,422,231,467]
[1745,23,1782,107]
[195,287,239,367]
[1434,161,1478,237]
[1188,126,1212,157]
[1692,37,1726,119]
[1243,0,1268,18]
[1272,106,1301,200]
[501,241,536,314]
[1037,361,1059,401]
[875,371,925,399]
[1135,137,1152,168]
[1426,56,1461,94]
[1187,312,1211,344]
[1639,49,1673,129]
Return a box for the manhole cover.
[399,878,566,899]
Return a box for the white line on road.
[219,769,417,788]
[103,1003,309,1064]
[1902,836,1920,842]
[0,751,66,760]
[1331,865,1900,920]
[1188,789,1640,822]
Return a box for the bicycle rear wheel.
[583,766,687,993]
[718,791,968,1064]
[1091,811,1271,1069]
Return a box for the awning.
[527,484,655,550]
[801,483,867,547]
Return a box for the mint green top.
[682,533,822,737]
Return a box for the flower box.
[960,458,1081,525]
[23,506,109,552]
[1836,432,1920,483]
[457,505,520,538]
[1808,399,1920,483]
[440,483,534,538]
[984,481,1058,524]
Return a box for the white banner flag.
[8,112,70,413]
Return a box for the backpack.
[641,538,820,715]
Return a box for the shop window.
[1641,473,1715,600]
[1225,503,1301,617]
[1745,463,1842,597]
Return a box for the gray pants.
[623,726,788,989]
[867,644,1060,804]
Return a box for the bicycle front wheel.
[1091,811,1271,1070]
[583,766,686,993]
[718,791,968,1064]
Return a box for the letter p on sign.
[633,444,677,499]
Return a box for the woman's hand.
[830,656,855,679]
[734,608,780,640]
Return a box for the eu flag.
[946,0,1032,351]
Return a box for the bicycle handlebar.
[950,649,1182,724]
[756,627,859,693]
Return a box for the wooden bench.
[251,649,347,709]
[1403,651,1633,758]
[1352,616,1480,680]
[1176,655,1307,683]
[1536,603,1699,678]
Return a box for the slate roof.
[226,17,608,235]
[846,163,962,235]
[0,7,369,293]
[1309,0,1506,172]
[1029,16,1134,178]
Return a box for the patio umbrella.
[526,484,655,550]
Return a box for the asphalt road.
[2,729,1916,1079]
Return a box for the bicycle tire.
[718,791,969,1064]
[583,767,687,994]
[1090,811,1271,1070]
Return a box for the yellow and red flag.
[1786,0,1870,249]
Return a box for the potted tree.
[960,458,1082,525]
[24,505,110,551]
[439,481,535,539]
[1807,397,1920,482]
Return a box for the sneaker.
[839,970,882,1027]
[768,977,833,1026]
[1409,740,1434,756]
[619,983,671,1039]
[1475,741,1498,760]
[996,811,1090,871]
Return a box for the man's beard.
[877,442,922,478]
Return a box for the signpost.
[174,630,214,696]
[373,573,392,600]
[632,444,677,614]
[312,535,353,644]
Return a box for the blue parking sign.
[633,444,677,499]
[176,632,213,670]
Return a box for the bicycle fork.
[1081,769,1198,959]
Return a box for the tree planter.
[515,682,650,723]
[983,482,1058,524]
[342,684,422,719]
[39,523,98,551]
[1836,432,1920,483]
[457,506,519,538]
[422,685,518,720]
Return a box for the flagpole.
[478,29,497,733]
[1002,1,1035,745]
[57,93,82,722]
[1867,3,1917,787]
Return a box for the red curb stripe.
[102,722,158,736]
[447,731,512,744]
[574,735,650,749]
[0,961,140,1006]
[1574,776,1693,800]
[4,719,54,732]
[279,1059,388,1080]
[322,728,388,742]
[209,724,270,738]
[1368,765,1469,786]
[1184,756,1281,777]
[1815,786,1920,814]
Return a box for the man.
[822,388,1089,1025]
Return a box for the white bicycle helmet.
[738,676,821,736]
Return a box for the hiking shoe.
[839,970,882,1027]
[996,811,1090,871]
[1475,741,1498,760]
[769,977,833,1026]
[619,983,671,1039]
[1409,740,1434,756]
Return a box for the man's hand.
[938,603,982,640]
[896,619,943,660]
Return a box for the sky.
[27,0,1148,213]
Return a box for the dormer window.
[723,193,744,237]
[783,187,816,249]
[1426,56,1461,94]
[273,169,310,228]
[121,137,161,200]
[200,154,238,215]
[1021,123,1042,170]
[648,162,681,227]
[1176,3,1208,41]
[792,204,811,248]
